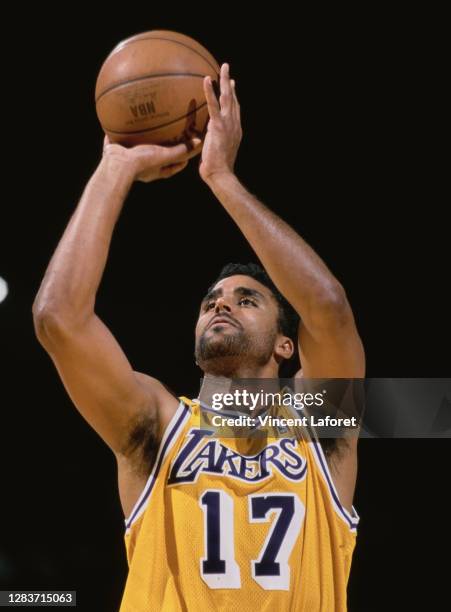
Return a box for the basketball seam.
[110,34,219,75]
[96,73,208,103]
[102,101,208,135]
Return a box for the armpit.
[123,413,160,476]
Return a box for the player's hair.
[209,262,300,377]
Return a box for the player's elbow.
[32,302,74,347]
[310,283,353,330]
[33,305,60,345]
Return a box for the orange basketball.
[95,30,220,147]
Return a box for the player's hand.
[199,63,242,184]
[102,136,203,183]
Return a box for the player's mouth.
[207,315,239,330]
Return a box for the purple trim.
[125,402,190,529]
[311,440,359,531]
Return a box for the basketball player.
[33,63,365,611]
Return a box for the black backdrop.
[0,8,448,611]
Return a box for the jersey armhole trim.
[124,399,191,532]
[309,440,360,533]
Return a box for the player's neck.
[200,356,278,380]
[197,373,281,413]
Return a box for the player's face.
[194,275,282,375]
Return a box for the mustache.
[207,313,241,330]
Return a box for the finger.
[230,80,241,123]
[185,139,204,160]
[219,63,233,113]
[203,75,220,120]
[159,160,189,179]
[185,137,203,154]
[176,137,203,162]
[103,134,110,153]
[160,138,202,164]
[231,79,239,100]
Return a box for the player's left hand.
[199,63,242,184]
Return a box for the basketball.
[95,31,220,147]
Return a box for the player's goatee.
[195,328,252,363]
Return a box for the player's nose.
[215,297,232,313]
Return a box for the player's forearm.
[207,172,349,327]
[33,156,134,324]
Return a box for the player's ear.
[274,335,294,361]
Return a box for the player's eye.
[238,297,257,307]
[205,301,216,311]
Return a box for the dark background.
[0,8,448,611]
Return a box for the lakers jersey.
[119,397,360,611]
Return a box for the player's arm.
[200,64,365,379]
[33,136,201,458]
[200,64,364,512]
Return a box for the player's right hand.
[102,135,203,183]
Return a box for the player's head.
[195,263,300,377]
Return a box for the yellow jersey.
[119,397,359,611]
